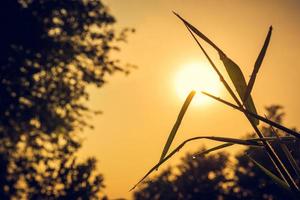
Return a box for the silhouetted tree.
[134,149,231,200]
[0,0,133,199]
[229,105,300,199]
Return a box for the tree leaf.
[244,26,272,102]
[159,91,195,163]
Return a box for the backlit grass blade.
[249,136,296,143]
[202,91,300,139]
[191,136,262,146]
[173,11,224,54]
[246,154,291,192]
[131,139,235,191]
[281,143,300,178]
[192,143,234,158]
[220,55,259,125]
[174,12,259,125]
[175,14,291,187]
[130,135,292,191]
[268,121,300,179]
[276,136,300,179]
[159,91,195,163]
[244,26,272,102]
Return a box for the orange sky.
[78,0,300,199]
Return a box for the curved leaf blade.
[244,26,272,102]
[159,91,196,163]
[268,121,300,179]
[131,141,234,191]
[202,91,300,139]
[130,134,296,191]
[246,154,291,192]
[220,55,259,125]
[173,11,224,54]
[193,143,234,158]
[173,12,259,125]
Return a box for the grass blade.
[182,23,242,108]
[173,11,224,54]
[130,135,293,191]
[159,91,196,163]
[249,136,296,143]
[131,139,235,191]
[173,13,298,192]
[192,143,234,158]
[281,143,300,178]
[220,55,259,125]
[277,136,300,179]
[192,136,262,146]
[174,13,284,182]
[246,154,291,191]
[267,119,300,179]
[174,12,259,125]
[244,26,272,102]
[202,91,300,139]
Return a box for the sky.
[77,0,300,199]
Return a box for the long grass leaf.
[173,13,297,191]
[192,136,262,146]
[249,136,295,143]
[267,119,300,179]
[220,55,259,125]
[244,26,272,102]
[277,137,300,178]
[159,91,196,163]
[202,91,300,139]
[173,11,224,54]
[183,23,243,110]
[193,143,234,158]
[246,154,291,191]
[130,135,294,191]
[131,140,234,191]
[174,12,258,125]
[178,16,288,184]
[281,144,300,178]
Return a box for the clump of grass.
[131,12,300,198]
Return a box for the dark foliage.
[0,0,133,199]
[134,150,231,200]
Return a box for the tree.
[134,149,231,200]
[0,0,133,199]
[230,105,300,199]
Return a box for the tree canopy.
[0,0,133,199]
[134,149,231,200]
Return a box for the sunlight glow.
[174,62,222,106]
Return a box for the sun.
[174,62,221,106]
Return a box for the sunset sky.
[77,0,300,199]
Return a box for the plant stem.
[202,91,300,192]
